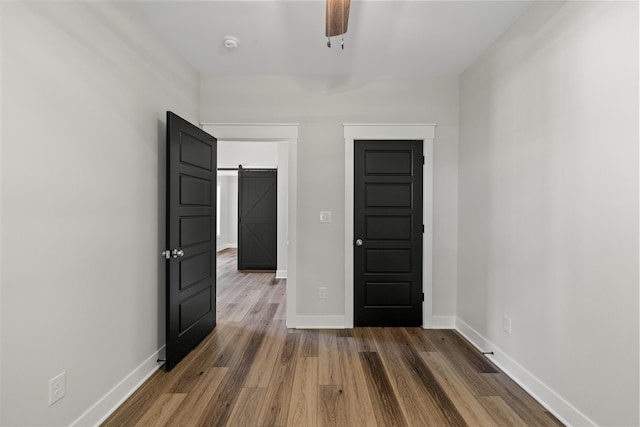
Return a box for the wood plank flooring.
[103,249,563,427]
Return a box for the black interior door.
[354,140,423,326]
[165,112,217,370]
[238,169,277,270]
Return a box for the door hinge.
[422,156,425,165]
[422,224,425,234]
[422,292,425,301]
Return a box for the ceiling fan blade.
[326,0,350,37]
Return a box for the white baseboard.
[293,314,455,330]
[455,318,596,427]
[293,315,346,329]
[216,243,237,252]
[70,346,165,427]
[427,315,456,329]
[275,270,287,279]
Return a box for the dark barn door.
[238,169,277,270]
[354,140,423,326]
[165,112,217,370]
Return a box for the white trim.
[202,123,298,328]
[344,123,438,128]
[202,122,299,127]
[455,318,596,427]
[294,315,346,329]
[344,124,436,328]
[70,347,165,427]
[428,315,456,329]
[0,4,4,419]
[275,270,287,279]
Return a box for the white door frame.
[202,123,299,328]
[344,123,436,328]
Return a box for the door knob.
[171,249,185,258]
[355,239,363,246]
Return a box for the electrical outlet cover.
[503,315,512,335]
[49,371,66,406]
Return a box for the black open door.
[165,112,217,370]
[238,169,277,270]
[354,140,423,326]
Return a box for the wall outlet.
[318,287,327,299]
[503,315,512,335]
[49,371,66,406]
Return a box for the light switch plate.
[319,211,332,223]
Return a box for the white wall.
[218,140,279,169]
[458,2,638,426]
[0,3,4,422]
[216,174,239,251]
[216,175,231,250]
[201,76,459,320]
[228,176,239,250]
[0,2,199,426]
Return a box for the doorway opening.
[216,141,280,273]
[203,123,299,327]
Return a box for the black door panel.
[354,140,423,326]
[238,170,277,270]
[166,112,217,370]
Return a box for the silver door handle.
[171,249,185,258]
[355,239,363,246]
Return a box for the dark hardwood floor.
[102,248,563,427]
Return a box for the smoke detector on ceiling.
[223,36,240,50]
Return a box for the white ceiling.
[135,0,534,76]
